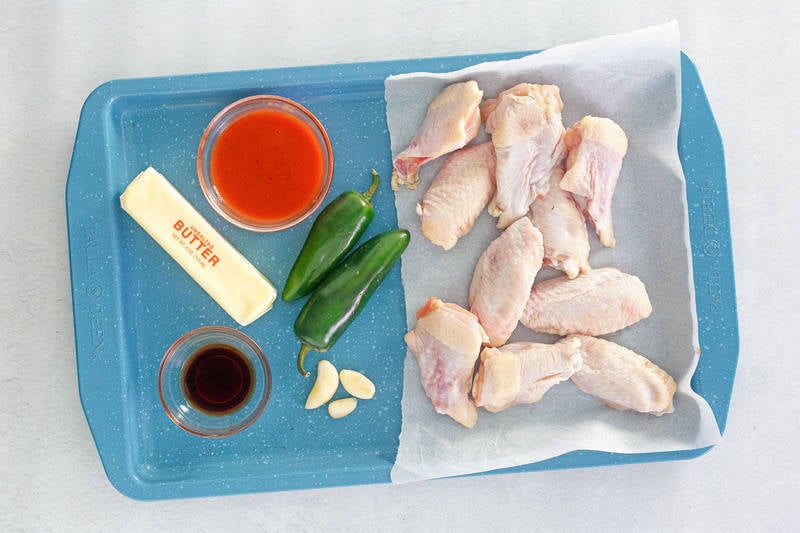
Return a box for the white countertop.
[1,1,797,531]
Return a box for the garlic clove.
[328,397,358,419]
[339,369,375,400]
[305,360,339,409]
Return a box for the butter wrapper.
[120,167,276,326]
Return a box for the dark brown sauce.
[182,344,254,415]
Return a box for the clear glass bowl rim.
[196,94,334,232]
[157,325,272,438]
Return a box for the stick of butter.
[120,167,276,326]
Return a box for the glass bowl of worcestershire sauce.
[158,326,271,437]
[197,95,334,231]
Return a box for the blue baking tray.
[66,51,738,500]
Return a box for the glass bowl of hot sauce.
[197,95,334,232]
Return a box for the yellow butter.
[120,167,276,326]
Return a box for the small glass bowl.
[197,94,334,232]
[158,326,271,438]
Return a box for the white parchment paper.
[386,21,722,483]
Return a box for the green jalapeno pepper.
[282,169,381,302]
[294,228,410,376]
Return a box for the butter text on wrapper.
[172,219,220,267]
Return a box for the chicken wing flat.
[520,268,652,336]
[469,216,544,346]
[483,84,566,229]
[416,142,496,250]
[391,80,483,190]
[568,335,676,416]
[529,166,591,279]
[404,297,489,428]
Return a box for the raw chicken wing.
[560,116,628,247]
[404,297,489,428]
[483,84,566,228]
[472,337,583,412]
[529,166,590,278]
[391,80,483,190]
[520,268,652,336]
[469,216,544,346]
[568,335,676,416]
[416,142,496,250]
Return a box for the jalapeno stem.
[362,169,380,202]
[297,343,313,377]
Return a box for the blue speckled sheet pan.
[66,52,738,500]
